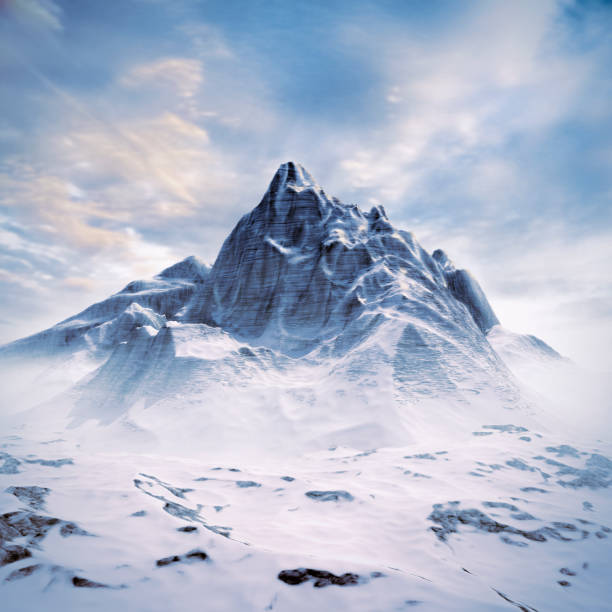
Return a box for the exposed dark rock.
[305,490,354,502]
[24,458,73,468]
[134,476,232,538]
[506,459,536,472]
[0,545,31,567]
[404,453,436,460]
[72,575,108,588]
[533,453,612,489]
[184,550,208,561]
[545,445,580,459]
[483,425,528,434]
[5,486,50,510]
[59,522,89,537]
[235,480,261,488]
[482,501,519,511]
[281,476,295,482]
[278,568,362,587]
[139,473,194,499]
[429,503,590,545]
[156,549,208,567]
[5,563,42,582]
[177,526,198,533]
[492,588,539,611]
[156,555,181,567]
[0,452,20,474]
[558,580,571,587]
[0,509,90,569]
[560,568,576,576]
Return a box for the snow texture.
[0,162,609,611]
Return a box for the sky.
[0,0,611,369]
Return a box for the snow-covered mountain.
[0,163,610,611]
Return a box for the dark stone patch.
[278,568,362,588]
[483,502,519,511]
[0,509,90,569]
[24,458,73,468]
[157,549,208,567]
[558,580,571,587]
[5,563,42,582]
[0,545,31,567]
[5,486,50,510]
[506,459,536,472]
[177,526,198,533]
[545,445,580,459]
[534,454,612,489]
[156,555,181,567]
[511,512,537,521]
[134,477,232,538]
[139,473,194,499]
[404,453,436,460]
[72,575,108,588]
[305,490,354,502]
[429,503,590,545]
[492,588,538,611]
[0,452,20,474]
[281,476,295,482]
[483,425,528,434]
[560,568,576,576]
[185,550,208,561]
[59,522,89,537]
[236,481,261,488]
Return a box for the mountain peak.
[272,161,317,190]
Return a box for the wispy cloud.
[1,0,63,31]
[0,0,610,368]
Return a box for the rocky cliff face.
[0,162,549,432]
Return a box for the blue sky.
[0,0,611,368]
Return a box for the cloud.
[0,0,609,370]
[121,58,204,99]
[1,0,62,31]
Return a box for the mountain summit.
[1,164,608,612]
[181,161,501,357]
[0,162,558,442]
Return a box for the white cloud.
[121,58,204,99]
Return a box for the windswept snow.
[0,162,609,611]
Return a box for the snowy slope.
[0,163,609,611]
